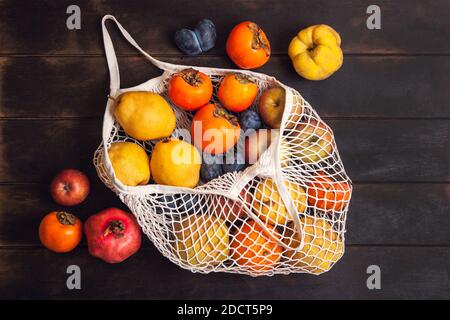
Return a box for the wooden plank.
[0,119,447,183]
[0,183,448,246]
[346,184,450,245]
[0,0,449,55]
[0,246,448,299]
[1,56,449,118]
[332,120,449,182]
[0,119,102,183]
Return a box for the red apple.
[50,169,90,206]
[85,208,142,264]
[259,86,304,130]
[258,87,286,129]
[214,188,252,223]
[244,129,278,164]
[290,119,334,163]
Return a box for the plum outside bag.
[94,15,352,276]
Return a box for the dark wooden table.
[0,0,449,300]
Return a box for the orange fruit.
[307,172,351,211]
[168,68,213,111]
[191,103,241,155]
[217,73,258,112]
[226,21,271,69]
[39,211,82,253]
[231,220,282,272]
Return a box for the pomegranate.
[84,208,142,264]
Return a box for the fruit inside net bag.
[94,15,352,276]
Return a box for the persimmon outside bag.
[94,15,352,276]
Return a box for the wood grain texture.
[346,184,450,245]
[0,119,447,183]
[0,183,448,246]
[332,120,449,182]
[1,56,449,119]
[0,246,448,299]
[0,0,449,55]
[0,0,449,300]
[0,119,102,183]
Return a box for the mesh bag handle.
[100,15,175,192]
[226,144,304,252]
[274,101,306,251]
[101,15,173,94]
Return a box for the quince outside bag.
[94,15,352,276]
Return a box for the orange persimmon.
[307,173,351,211]
[168,68,213,111]
[39,211,82,253]
[226,21,271,69]
[191,103,241,155]
[218,73,258,112]
[231,220,282,272]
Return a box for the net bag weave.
[94,15,352,276]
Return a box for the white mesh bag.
[94,15,352,276]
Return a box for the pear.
[114,91,176,141]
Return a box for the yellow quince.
[288,25,343,80]
[252,178,307,225]
[283,215,344,274]
[174,214,230,267]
